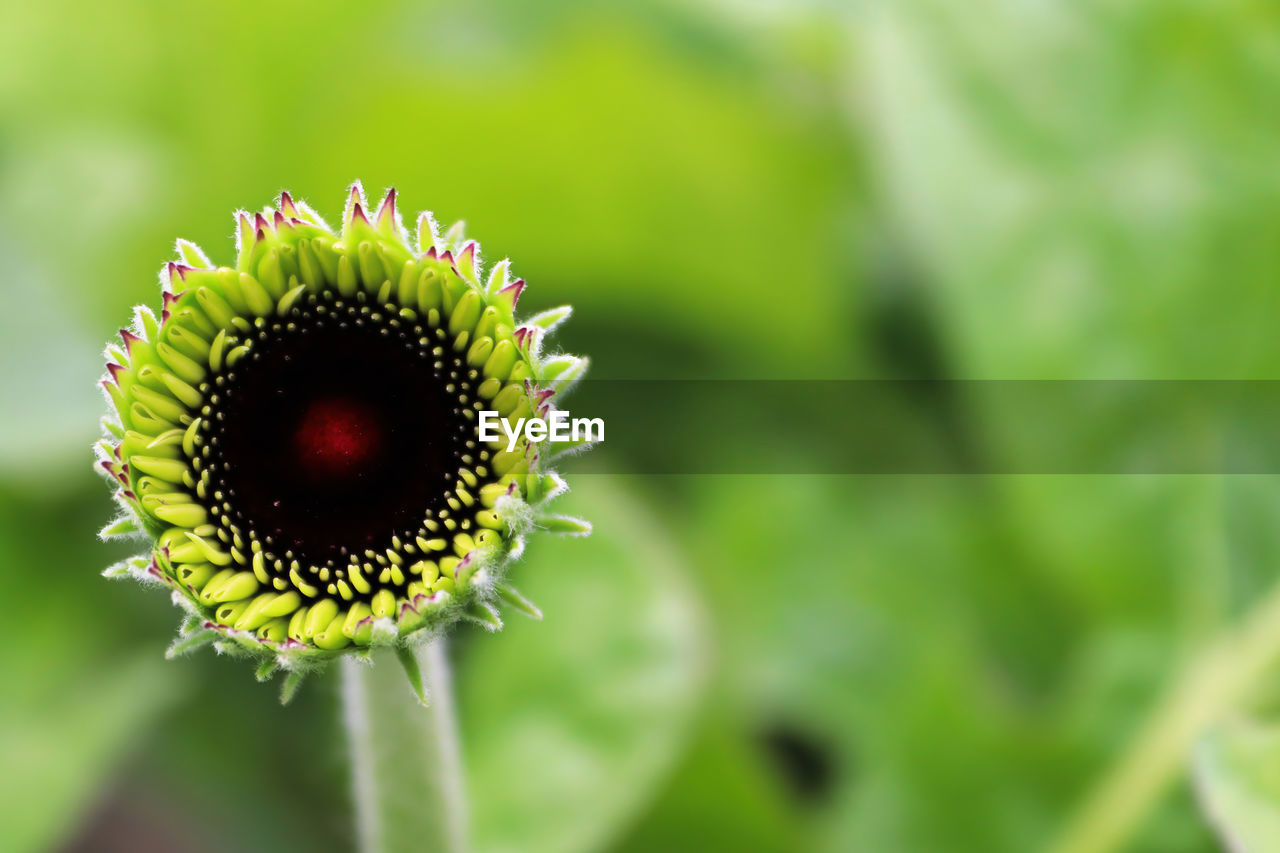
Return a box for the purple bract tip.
[500,279,526,309]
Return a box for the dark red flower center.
[295,397,382,480]
[200,299,476,570]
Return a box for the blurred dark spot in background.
[758,723,838,808]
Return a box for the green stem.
[341,639,469,853]
[1051,566,1280,853]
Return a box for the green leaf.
[612,720,807,853]
[0,653,182,853]
[460,476,707,853]
[0,486,186,853]
[1196,719,1280,851]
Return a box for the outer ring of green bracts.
[97,185,589,667]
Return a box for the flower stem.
[341,639,469,853]
[1051,562,1280,853]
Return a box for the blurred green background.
[4,1,1280,851]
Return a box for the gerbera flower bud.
[97,184,590,698]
